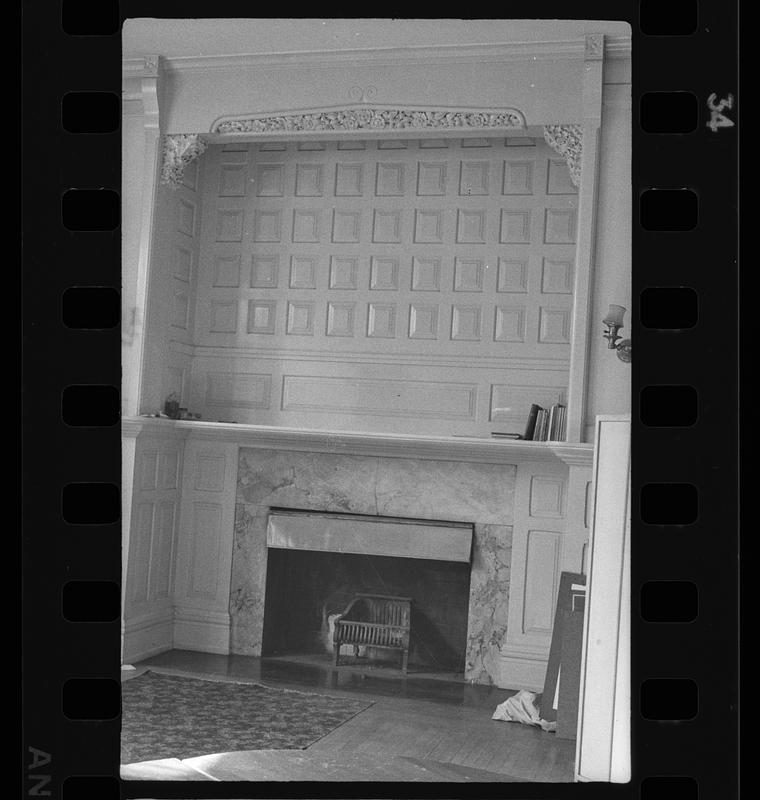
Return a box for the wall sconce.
[602,304,632,362]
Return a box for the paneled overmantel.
[123,32,621,443]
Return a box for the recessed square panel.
[414,210,444,243]
[419,139,449,148]
[461,138,491,147]
[332,210,361,243]
[297,141,326,151]
[411,257,441,291]
[372,210,402,243]
[541,258,574,294]
[459,161,490,195]
[215,209,244,242]
[252,210,282,242]
[212,254,241,287]
[218,163,247,197]
[326,302,356,337]
[289,256,317,289]
[367,303,397,337]
[177,198,196,237]
[456,209,486,243]
[286,301,315,335]
[329,256,358,290]
[335,163,364,196]
[254,163,284,196]
[454,258,484,292]
[171,291,189,329]
[247,300,277,334]
[408,304,439,339]
[174,246,193,282]
[494,305,526,342]
[502,160,534,195]
[292,209,321,243]
[497,258,529,293]
[209,300,238,333]
[295,163,324,196]
[377,140,407,149]
[451,305,482,341]
[337,140,366,150]
[500,210,531,243]
[544,209,577,243]
[538,307,572,343]
[417,162,447,196]
[370,257,399,290]
[250,254,279,288]
[375,163,405,196]
[258,142,287,151]
[530,476,566,517]
[547,159,577,194]
[505,137,536,147]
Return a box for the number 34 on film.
[707,93,735,132]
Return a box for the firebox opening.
[261,548,472,674]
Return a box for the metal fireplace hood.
[266,510,473,563]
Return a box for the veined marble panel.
[231,447,516,685]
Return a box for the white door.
[575,415,631,782]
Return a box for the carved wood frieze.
[161,134,208,186]
[211,107,526,135]
[542,124,583,187]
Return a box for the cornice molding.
[126,36,630,76]
[122,416,593,466]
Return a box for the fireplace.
[260,510,474,672]
[230,447,516,685]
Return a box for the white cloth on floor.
[492,689,557,732]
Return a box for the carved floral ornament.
[160,112,583,188]
[160,134,208,187]
[542,124,583,187]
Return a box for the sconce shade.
[603,304,626,327]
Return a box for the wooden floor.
[123,649,575,783]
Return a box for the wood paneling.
[190,138,576,433]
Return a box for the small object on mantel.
[163,393,180,419]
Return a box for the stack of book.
[523,402,566,442]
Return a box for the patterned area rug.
[121,671,373,764]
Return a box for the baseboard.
[173,606,231,654]
[499,652,549,692]
[123,609,174,664]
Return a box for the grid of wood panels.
[190,137,576,432]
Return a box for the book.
[523,404,542,440]
[534,408,548,441]
[491,432,523,439]
[547,405,557,440]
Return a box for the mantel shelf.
[122,416,594,467]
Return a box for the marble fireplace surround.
[232,447,515,685]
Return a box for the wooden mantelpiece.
[122,415,593,467]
